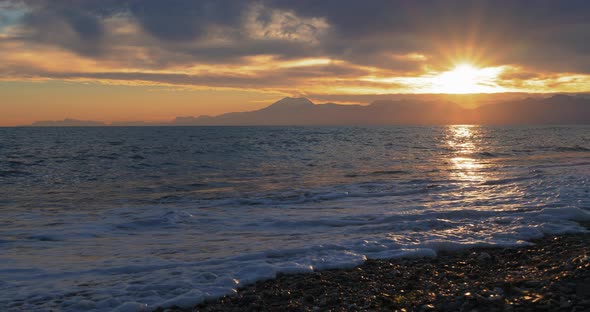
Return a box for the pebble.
[185,230,590,312]
[477,252,492,262]
[523,280,541,288]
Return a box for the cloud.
[1,0,589,93]
[243,3,328,44]
[21,7,105,56]
[128,0,246,41]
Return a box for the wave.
[554,145,590,152]
[370,170,410,176]
[481,174,542,186]
[0,169,31,177]
[477,151,499,158]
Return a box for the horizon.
[4,91,590,126]
[1,1,590,125]
[19,93,590,127]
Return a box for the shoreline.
[160,225,590,312]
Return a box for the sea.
[1,125,589,311]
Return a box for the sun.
[432,63,505,94]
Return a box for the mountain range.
[30,118,106,127]
[28,94,590,126]
[173,94,590,126]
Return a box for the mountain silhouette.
[26,95,590,126]
[471,95,590,125]
[30,118,106,127]
[172,95,590,126]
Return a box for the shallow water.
[1,126,589,311]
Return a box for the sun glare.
[432,63,505,94]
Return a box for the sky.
[1,0,589,126]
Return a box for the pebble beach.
[162,224,590,312]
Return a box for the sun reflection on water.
[446,125,486,182]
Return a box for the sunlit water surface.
[1,126,589,311]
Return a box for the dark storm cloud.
[17,1,110,56]
[128,0,247,41]
[4,0,590,73]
